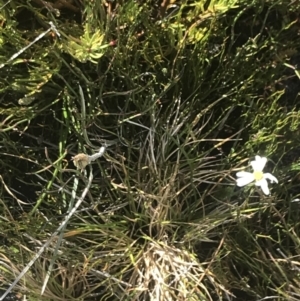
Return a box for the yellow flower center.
[253,171,263,181]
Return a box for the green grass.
[1,0,300,300]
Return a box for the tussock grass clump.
[2,0,300,301]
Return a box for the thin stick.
[0,22,60,69]
[0,168,93,301]
[41,173,79,294]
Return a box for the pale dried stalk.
[72,146,106,170]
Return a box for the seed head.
[72,153,89,170]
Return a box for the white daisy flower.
[236,155,278,195]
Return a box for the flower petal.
[236,173,255,187]
[263,173,278,184]
[256,178,270,195]
[251,156,267,172]
[236,171,253,178]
